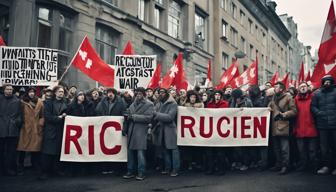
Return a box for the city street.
[1,169,335,192]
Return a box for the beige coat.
[17,99,44,152]
[268,93,297,136]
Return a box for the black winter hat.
[231,88,243,99]
[321,75,334,85]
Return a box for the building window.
[95,24,120,65]
[59,13,72,52]
[222,53,229,69]
[240,36,246,53]
[248,19,253,34]
[222,20,227,38]
[154,6,160,29]
[240,10,245,25]
[231,2,237,19]
[255,25,259,39]
[262,32,266,46]
[230,27,238,47]
[138,0,145,21]
[195,10,206,48]
[168,0,181,38]
[249,44,254,58]
[37,7,52,48]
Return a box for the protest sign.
[114,55,156,90]
[0,47,58,86]
[61,116,127,162]
[177,107,271,147]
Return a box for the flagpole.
[59,35,87,82]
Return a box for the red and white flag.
[0,36,6,46]
[71,37,115,87]
[232,57,258,88]
[281,73,289,89]
[270,71,279,86]
[161,52,188,91]
[147,63,161,89]
[298,62,305,83]
[204,60,212,87]
[311,1,336,87]
[215,60,240,90]
[305,70,311,82]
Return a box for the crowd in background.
[0,74,335,181]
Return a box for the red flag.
[161,52,188,91]
[215,60,240,90]
[318,1,336,65]
[270,71,279,86]
[311,1,336,87]
[232,57,258,88]
[71,37,115,87]
[205,60,212,87]
[298,62,305,83]
[147,64,161,89]
[281,73,289,89]
[122,41,135,55]
[0,36,5,46]
[305,70,311,82]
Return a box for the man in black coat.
[40,86,68,180]
[0,84,22,176]
[311,75,336,175]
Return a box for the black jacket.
[0,94,22,138]
[95,96,126,116]
[311,87,336,130]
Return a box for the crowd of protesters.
[0,74,336,181]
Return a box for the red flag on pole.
[205,60,212,87]
[231,57,258,88]
[161,53,188,91]
[270,71,279,86]
[122,41,135,55]
[215,60,240,90]
[71,37,115,87]
[305,70,311,82]
[147,63,161,89]
[0,36,5,46]
[298,62,305,83]
[281,73,289,89]
[311,1,336,87]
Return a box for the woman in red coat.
[294,82,318,172]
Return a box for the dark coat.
[67,100,95,117]
[0,94,22,138]
[123,99,154,150]
[152,96,178,149]
[95,96,126,116]
[41,98,68,155]
[230,97,253,108]
[311,87,336,130]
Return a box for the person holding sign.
[152,88,180,177]
[122,87,154,181]
[40,86,68,180]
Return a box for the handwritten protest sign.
[0,47,58,86]
[114,55,156,90]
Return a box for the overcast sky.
[275,0,332,54]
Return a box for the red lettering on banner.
[181,116,196,138]
[217,116,230,138]
[88,125,95,155]
[64,125,83,155]
[253,116,267,138]
[100,121,122,155]
[233,117,237,138]
[241,116,252,138]
[200,116,213,138]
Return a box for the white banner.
[0,46,58,86]
[114,55,156,90]
[61,116,127,162]
[177,107,271,147]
